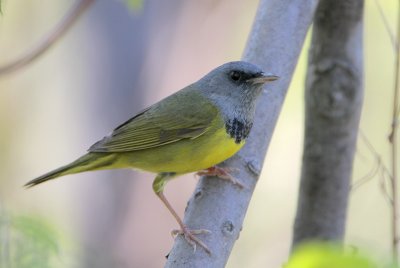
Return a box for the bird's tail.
[25,153,116,188]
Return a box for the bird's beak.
[247,73,279,85]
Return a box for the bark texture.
[292,0,364,248]
[165,0,318,267]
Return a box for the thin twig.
[351,130,391,191]
[373,0,397,51]
[389,0,400,262]
[0,0,95,77]
[380,165,394,206]
[353,130,395,206]
[359,130,381,155]
[351,155,380,191]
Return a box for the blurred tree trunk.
[292,0,364,248]
[77,1,184,267]
[77,2,148,267]
[165,0,318,266]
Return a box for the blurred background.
[0,0,397,267]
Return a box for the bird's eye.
[230,71,241,81]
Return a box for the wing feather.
[89,89,218,152]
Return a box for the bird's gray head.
[196,61,278,119]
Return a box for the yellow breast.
[117,119,245,174]
[184,126,244,172]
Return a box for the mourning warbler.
[25,61,278,254]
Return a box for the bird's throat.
[224,118,253,144]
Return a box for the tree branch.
[292,0,364,248]
[0,0,95,77]
[165,0,318,266]
[389,0,400,261]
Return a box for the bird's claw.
[171,227,211,254]
[196,166,245,189]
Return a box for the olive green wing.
[88,89,219,152]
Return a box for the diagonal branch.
[164,0,318,266]
[0,0,95,77]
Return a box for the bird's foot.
[171,226,211,254]
[196,166,244,188]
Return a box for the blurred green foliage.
[0,210,60,268]
[124,0,143,11]
[285,242,395,268]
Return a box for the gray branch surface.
[292,0,364,248]
[165,0,318,267]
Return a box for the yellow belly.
[115,123,244,174]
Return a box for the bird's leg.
[196,166,244,188]
[156,191,211,254]
[153,173,211,254]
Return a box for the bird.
[25,61,278,254]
